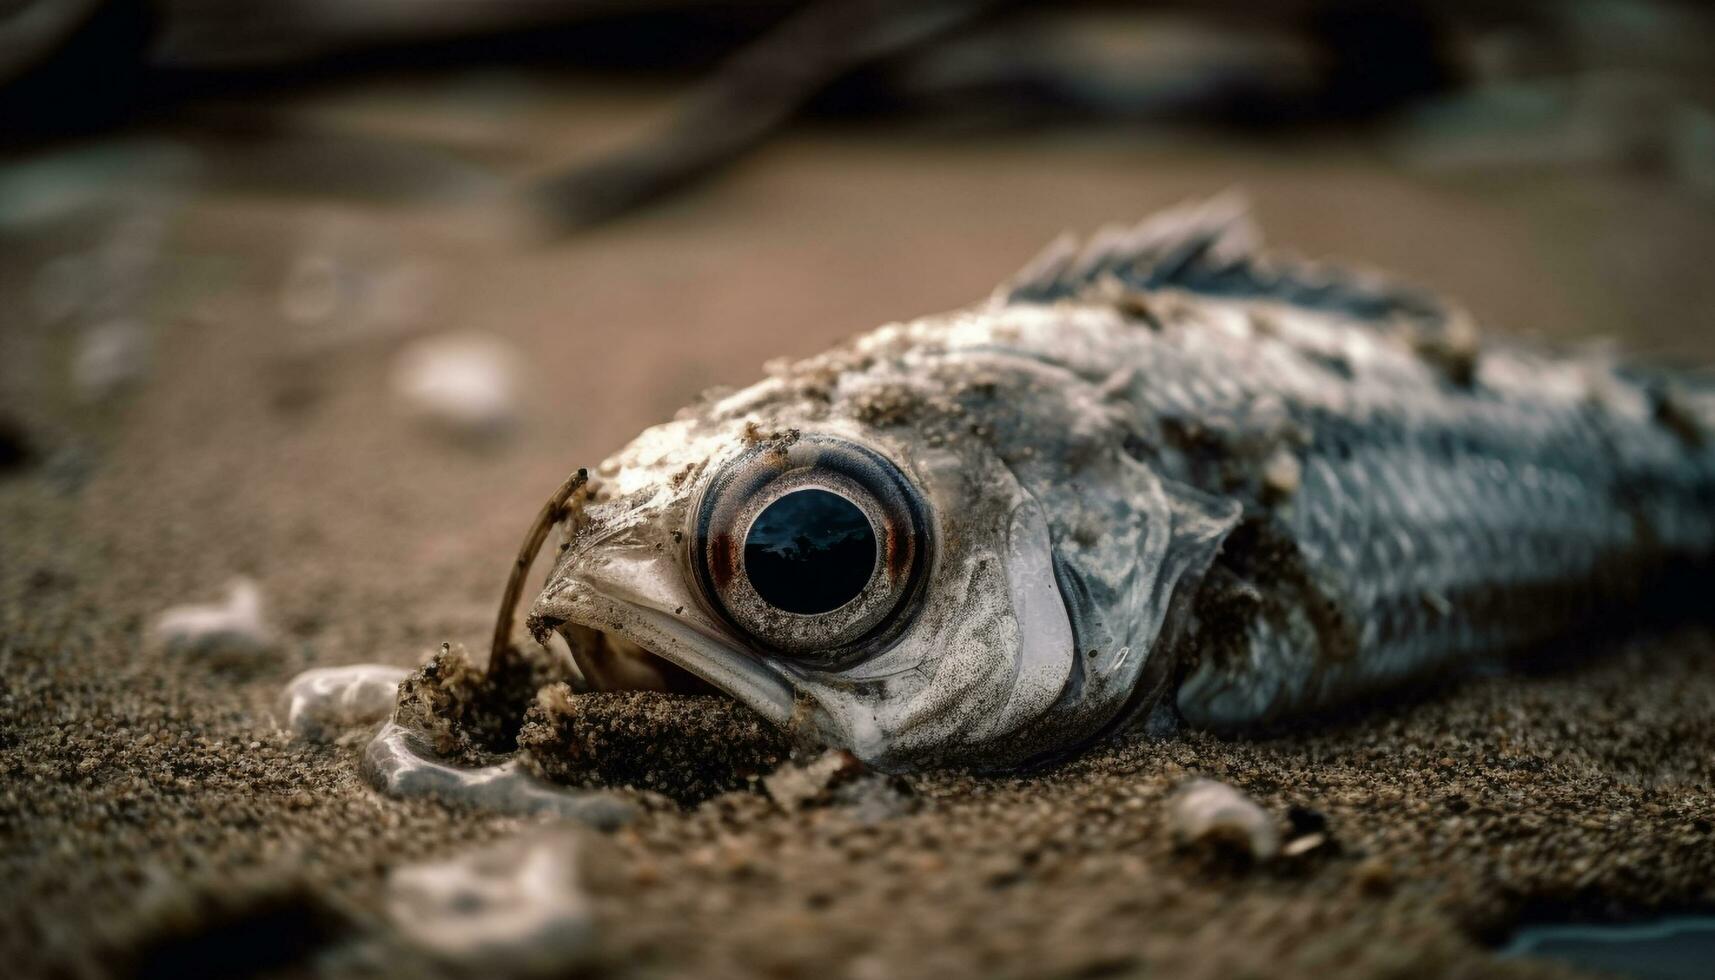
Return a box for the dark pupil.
[743,489,876,615]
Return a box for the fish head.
[527,311,1238,770]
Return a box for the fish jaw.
[528,574,799,729]
[524,476,802,730]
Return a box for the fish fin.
[992,192,1445,325]
[993,192,1258,306]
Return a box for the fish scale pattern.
[1097,303,1715,728]
[984,238,1714,733]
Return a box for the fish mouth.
[527,585,800,729]
[557,622,717,696]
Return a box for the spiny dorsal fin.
[991,193,1445,325]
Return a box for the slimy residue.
[362,721,635,828]
[280,664,409,742]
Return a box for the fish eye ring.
[690,435,931,661]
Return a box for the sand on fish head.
[390,640,797,804]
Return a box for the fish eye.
[744,489,875,615]
[692,435,930,662]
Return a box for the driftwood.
[531,0,1002,230]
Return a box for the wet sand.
[3,81,1714,977]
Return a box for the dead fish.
[506,195,1715,771]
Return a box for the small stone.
[763,750,865,811]
[390,331,520,439]
[153,578,273,656]
[1167,778,1280,861]
[385,830,592,969]
[1281,832,1328,858]
[1281,806,1335,858]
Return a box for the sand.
[3,77,1714,978]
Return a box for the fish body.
[526,198,1715,771]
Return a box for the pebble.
[763,750,865,810]
[279,664,410,742]
[390,332,520,438]
[760,750,917,823]
[385,829,593,968]
[1167,778,1280,861]
[152,578,274,655]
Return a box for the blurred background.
[3,0,1715,643]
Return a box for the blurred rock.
[761,749,916,822]
[153,578,274,656]
[763,749,865,810]
[1167,777,1279,861]
[1280,805,1336,859]
[385,829,593,969]
[279,664,409,742]
[390,331,520,440]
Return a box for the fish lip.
[527,585,799,728]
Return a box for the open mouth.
[491,466,800,734]
[524,585,801,731]
[554,620,718,696]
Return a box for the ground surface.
[2,71,1714,979]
